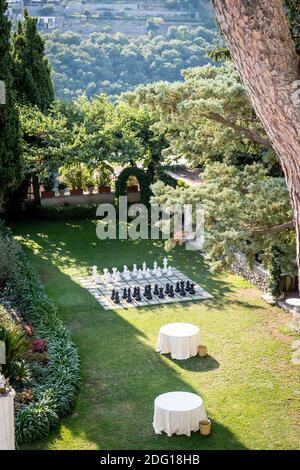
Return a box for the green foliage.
[115,167,152,205]
[0,232,20,283]
[269,246,283,298]
[0,0,23,203]
[12,9,54,110]
[25,203,99,221]
[127,62,276,169]
[0,224,80,444]
[44,25,216,100]
[0,327,27,379]
[59,162,85,189]
[151,162,295,274]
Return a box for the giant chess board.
[79,264,213,310]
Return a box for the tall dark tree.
[0,0,23,204]
[12,9,54,110]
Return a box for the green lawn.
[11,219,300,450]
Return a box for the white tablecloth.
[156,323,200,360]
[153,391,207,437]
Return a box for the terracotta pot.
[98,186,111,193]
[41,191,55,199]
[0,387,6,395]
[198,345,208,357]
[127,185,139,192]
[70,189,83,196]
[199,419,211,436]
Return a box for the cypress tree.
[12,9,54,109]
[0,0,23,203]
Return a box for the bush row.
[0,224,80,444]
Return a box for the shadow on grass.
[164,354,220,373]
[12,220,247,450]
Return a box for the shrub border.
[115,167,152,206]
[0,223,80,444]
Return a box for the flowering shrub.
[32,339,47,353]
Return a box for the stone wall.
[231,252,270,292]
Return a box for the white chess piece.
[167,266,173,276]
[145,267,151,279]
[156,267,162,278]
[92,266,101,284]
[142,262,147,275]
[132,264,138,277]
[124,270,131,281]
[114,270,121,282]
[152,261,158,275]
[163,257,168,274]
[103,268,112,283]
[137,269,143,280]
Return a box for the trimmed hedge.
[115,167,152,206]
[0,223,80,444]
[25,203,99,221]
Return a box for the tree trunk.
[32,175,41,205]
[212,0,300,290]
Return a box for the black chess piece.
[180,284,187,296]
[111,289,116,300]
[114,291,120,304]
[175,282,180,293]
[165,283,170,294]
[154,284,159,295]
[180,280,185,288]
[135,287,142,302]
[122,288,127,299]
[168,285,175,297]
[190,283,196,295]
[132,286,137,298]
[127,288,133,303]
[185,281,191,292]
[143,285,149,297]
[158,287,165,299]
[146,285,153,300]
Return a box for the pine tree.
[0,0,23,203]
[12,9,54,110]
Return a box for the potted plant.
[126,175,139,192]
[58,182,67,197]
[82,167,95,195]
[59,163,84,196]
[41,174,55,199]
[95,166,112,193]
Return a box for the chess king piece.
[165,283,170,294]
[137,269,143,280]
[185,281,191,292]
[127,288,133,303]
[152,261,158,275]
[132,264,138,277]
[145,268,151,279]
[175,281,180,293]
[111,289,116,301]
[154,284,159,296]
[158,287,165,299]
[122,288,127,299]
[114,291,120,304]
[168,285,175,297]
[156,267,162,278]
[135,287,142,302]
[190,283,196,295]
[163,257,168,274]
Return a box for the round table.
[156,323,200,360]
[153,391,207,437]
[286,298,300,333]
